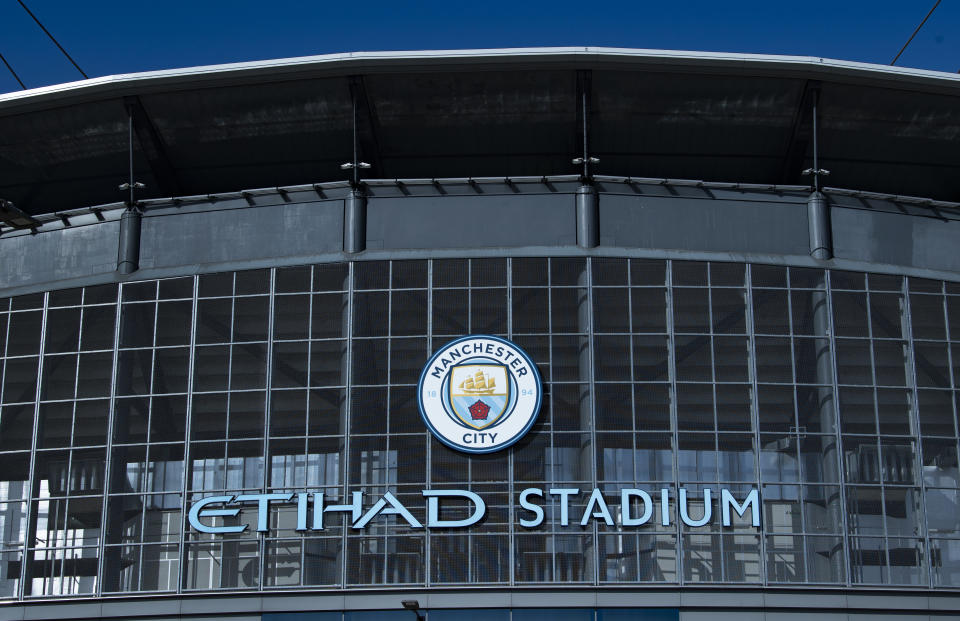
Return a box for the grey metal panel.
[22,603,102,619]
[758,614,848,621]
[680,613,764,621]
[0,607,24,621]
[679,592,765,608]
[599,194,810,255]
[0,589,959,620]
[179,595,263,614]
[261,594,346,611]
[426,591,512,608]
[768,592,847,609]
[366,194,576,249]
[846,594,931,610]
[509,591,597,607]
[596,591,681,607]
[138,200,344,269]
[100,599,181,617]
[0,221,118,290]
[832,206,960,273]
[847,616,929,621]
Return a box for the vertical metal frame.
[0,301,11,594]
[223,274,237,508]
[823,269,854,587]
[861,278,891,582]
[703,264,724,580]
[939,284,960,587]
[584,257,599,585]
[782,268,809,581]
[425,259,434,587]
[382,260,394,584]
[17,291,49,598]
[743,264,768,586]
[903,278,936,589]
[624,258,640,582]
[177,275,199,592]
[94,280,130,594]
[545,257,555,584]
[295,264,315,587]
[505,257,514,587]
[665,260,683,585]
[339,261,355,588]
[259,268,277,588]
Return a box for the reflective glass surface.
[0,259,957,597]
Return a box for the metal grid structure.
[0,257,958,599]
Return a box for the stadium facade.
[0,48,959,620]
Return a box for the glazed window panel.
[2,259,960,597]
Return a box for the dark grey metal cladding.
[3,180,960,296]
[832,204,960,273]
[598,193,811,255]
[137,199,344,270]
[0,220,119,290]
[365,193,577,250]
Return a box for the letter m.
[721,489,760,527]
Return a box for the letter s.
[519,488,544,528]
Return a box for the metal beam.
[779,80,821,185]
[123,95,182,197]
[347,75,385,178]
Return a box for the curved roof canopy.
[1,47,959,217]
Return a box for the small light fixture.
[340,162,371,170]
[571,157,599,165]
[401,600,424,621]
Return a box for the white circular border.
[418,335,542,454]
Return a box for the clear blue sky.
[1,0,958,94]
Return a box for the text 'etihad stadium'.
[191,335,762,535]
[188,487,760,533]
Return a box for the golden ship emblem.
[456,369,498,396]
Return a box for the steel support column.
[344,189,367,254]
[808,191,833,260]
[117,208,142,274]
[576,184,599,248]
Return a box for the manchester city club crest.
[418,335,542,454]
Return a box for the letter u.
[679,488,712,527]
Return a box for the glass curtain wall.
[0,258,957,598]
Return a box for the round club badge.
[418,335,542,454]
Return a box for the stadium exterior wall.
[0,177,959,620]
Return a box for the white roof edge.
[2,46,959,106]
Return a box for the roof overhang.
[2,48,959,216]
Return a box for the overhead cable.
[891,0,942,65]
[0,51,26,89]
[15,0,88,79]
